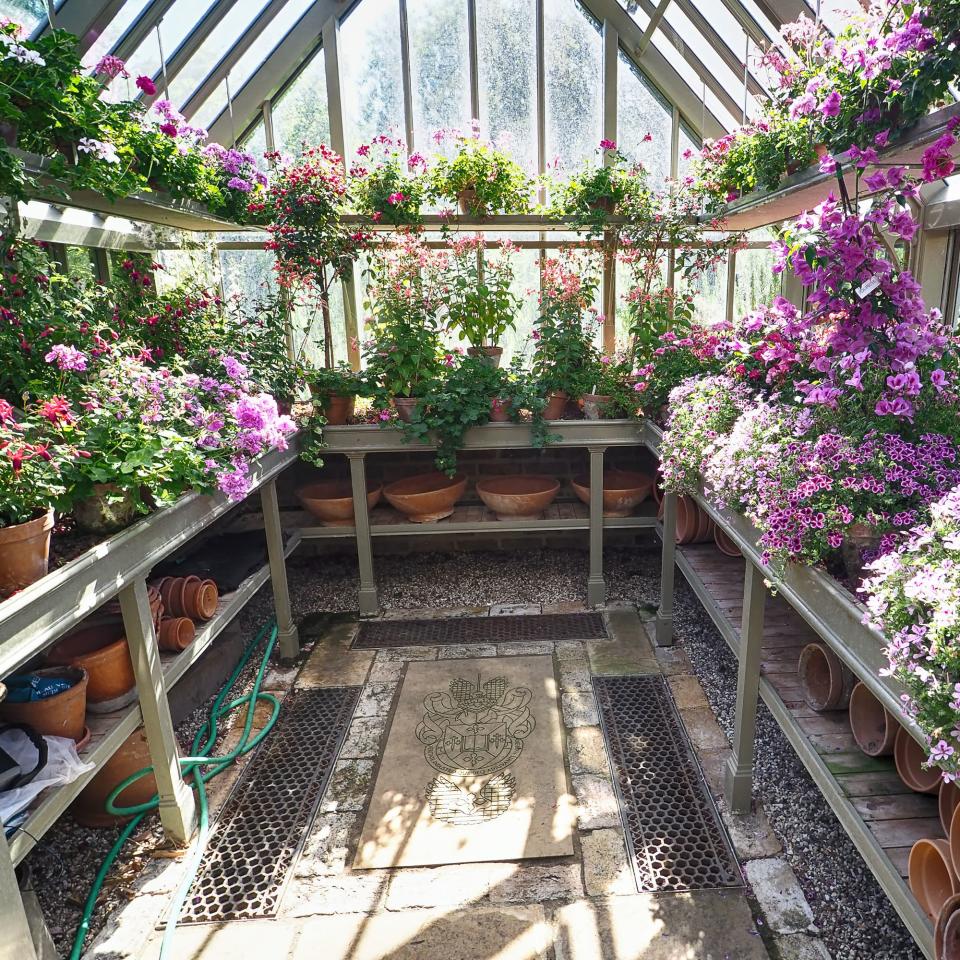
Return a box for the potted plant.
[443,234,520,367]
[581,354,638,420]
[531,253,602,418]
[362,236,445,421]
[304,362,360,425]
[429,124,532,216]
[0,399,80,598]
[264,144,369,369]
[350,134,427,228]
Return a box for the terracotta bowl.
[476,475,560,521]
[383,472,467,523]
[910,838,959,919]
[570,469,654,518]
[297,479,383,526]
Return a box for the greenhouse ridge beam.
[207,0,346,146]
[42,0,126,53]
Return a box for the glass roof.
[15,0,838,150]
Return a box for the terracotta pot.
[72,483,138,534]
[0,508,54,599]
[848,682,897,757]
[936,893,960,960]
[692,503,715,543]
[476,475,560,521]
[315,393,355,426]
[675,496,697,545]
[570,470,654,518]
[543,391,569,420]
[813,143,829,159]
[383,471,467,523]
[467,346,503,368]
[297,479,382,527]
[73,728,157,826]
[47,618,136,709]
[581,394,612,421]
[458,186,480,216]
[797,642,856,712]
[588,195,616,214]
[393,397,420,423]
[942,783,960,837]
[158,617,195,652]
[0,666,87,742]
[489,397,511,422]
[910,838,959,920]
[896,725,943,794]
[841,522,881,588]
[714,526,741,557]
[183,579,218,621]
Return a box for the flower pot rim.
[384,471,467,498]
[0,508,55,545]
[476,475,560,497]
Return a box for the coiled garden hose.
[69,620,282,960]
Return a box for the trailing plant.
[864,485,960,782]
[350,134,427,227]
[443,234,520,351]
[429,124,532,216]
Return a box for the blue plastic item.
[4,674,73,703]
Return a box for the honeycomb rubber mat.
[352,612,607,648]
[178,685,360,923]
[594,674,742,892]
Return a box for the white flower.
[2,41,44,65]
[77,138,120,163]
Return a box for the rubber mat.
[594,674,742,892]
[352,612,607,648]
[177,685,360,923]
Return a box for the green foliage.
[350,135,426,227]
[443,235,520,349]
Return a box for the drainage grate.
[178,686,360,923]
[353,612,607,648]
[594,675,741,893]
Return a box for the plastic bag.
[4,674,72,702]
[0,728,94,834]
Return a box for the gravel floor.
[25,537,920,959]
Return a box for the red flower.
[0,399,14,424]
[159,122,178,138]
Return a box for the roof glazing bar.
[637,0,672,55]
[43,0,126,53]
[110,0,180,61]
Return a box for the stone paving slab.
[550,891,769,960]
[566,726,611,777]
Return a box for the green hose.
[69,620,282,960]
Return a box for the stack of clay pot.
[797,643,856,713]
[152,575,219,651]
[654,487,715,545]
[846,680,960,955]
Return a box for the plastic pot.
[47,619,136,710]
[896,725,943,794]
[72,483,138,534]
[797,642,856,712]
[0,508,54,599]
[910,838,958,920]
[848,682,897,757]
[72,728,157,826]
[158,617,196,652]
[0,666,88,742]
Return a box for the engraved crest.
[416,674,535,824]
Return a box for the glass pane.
[109,0,218,99]
[677,256,728,325]
[241,119,270,169]
[340,0,405,159]
[736,0,782,43]
[0,0,47,36]
[219,249,276,300]
[476,0,537,173]
[678,121,700,180]
[65,247,96,283]
[167,0,271,112]
[544,0,602,174]
[271,47,330,156]
[733,247,781,318]
[82,0,152,71]
[617,52,672,187]
[408,0,471,151]
[155,249,219,291]
[292,283,347,367]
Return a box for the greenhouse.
[0,0,958,958]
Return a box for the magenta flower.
[159,122,178,138]
[44,344,88,372]
[599,139,617,151]
[94,54,127,79]
[819,91,842,118]
[135,74,156,95]
[387,191,406,205]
